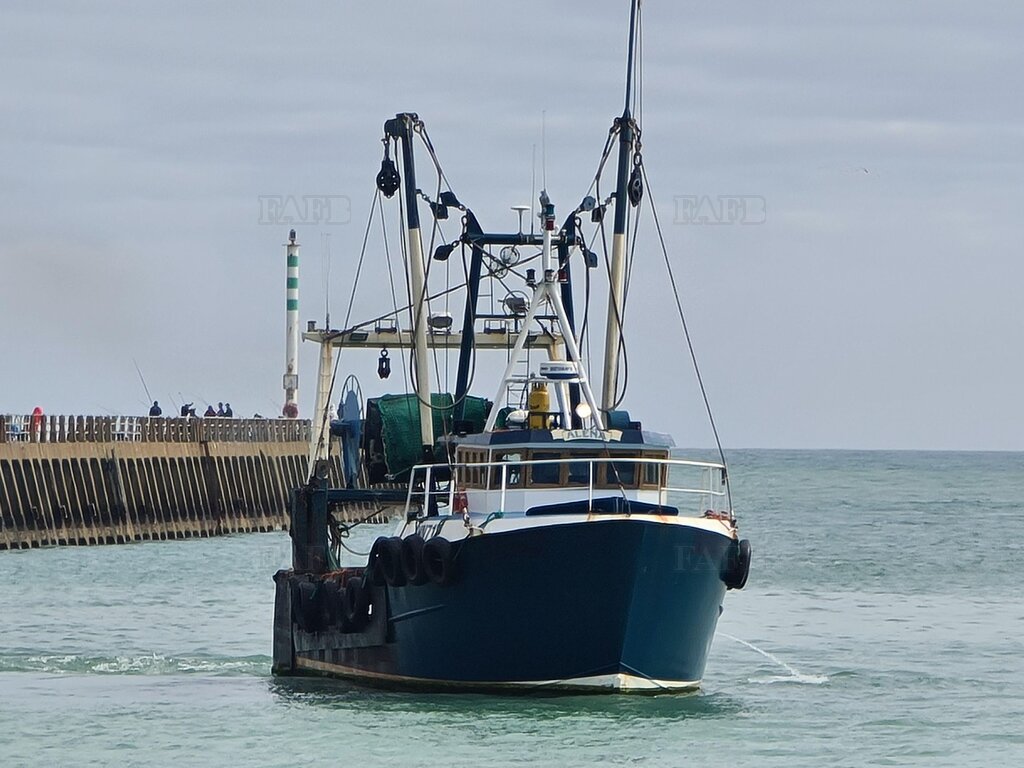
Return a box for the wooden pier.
[0,414,355,550]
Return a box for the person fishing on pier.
[149,401,162,417]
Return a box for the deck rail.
[1,414,311,445]
[404,456,730,519]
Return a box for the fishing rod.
[133,358,153,404]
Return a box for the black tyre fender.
[379,536,407,587]
[721,538,752,590]
[289,576,306,621]
[401,534,428,586]
[344,576,371,631]
[296,579,323,632]
[422,536,457,586]
[366,537,388,587]
[319,579,343,628]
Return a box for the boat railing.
[404,456,729,519]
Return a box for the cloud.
[1,0,1022,447]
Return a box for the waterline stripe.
[293,657,701,693]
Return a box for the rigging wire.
[388,128,479,420]
[421,163,448,414]
[341,282,469,338]
[639,162,733,512]
[588,123,633,412]
[380,193,412,399]
[393,165,421,432]
[308,188,382,476]
[595,195,630,411]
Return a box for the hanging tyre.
[367,537,388,587]
[422,536,457,586]
[721,538,752,590]
[296,580,324,632]
[379,536,407,587]
[344,576,372,631]
[401,534,428,586]
[289,576,306,622]
[319,579,343,628]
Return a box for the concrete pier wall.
[0,415,358,550]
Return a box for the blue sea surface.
[1,450,1022,766]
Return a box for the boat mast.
[452,210,486,426]
[385,113,435,460]
[601,0,641,413]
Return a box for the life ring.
[379,536,407,587]
[721,539,752,590]
[422,536,457,586]
[401,534,428,586]
[344,576,371,631]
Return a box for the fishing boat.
[271,0,751,693]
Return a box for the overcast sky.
[2,1,1021,450]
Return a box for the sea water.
[1,450,1022,767]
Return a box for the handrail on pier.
[1,414,312,445]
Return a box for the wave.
[718,632,830,686]
[0,651,270,676]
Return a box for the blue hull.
[278,519,732,692]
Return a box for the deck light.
[428,312,453,332]
[503,295,528,316]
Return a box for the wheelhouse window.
[458,449,488,489]
[567,457,592,485]
[530,452,561,485]
[643,460,661,488]
[491,452,523,488]
[604,455,637,487]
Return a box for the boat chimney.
[283,229,300,418]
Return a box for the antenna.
[623,0,640,115]
[323,232,332,329]
[531,144,537,236]
[541,110,548,192]
[511,205,530,234]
